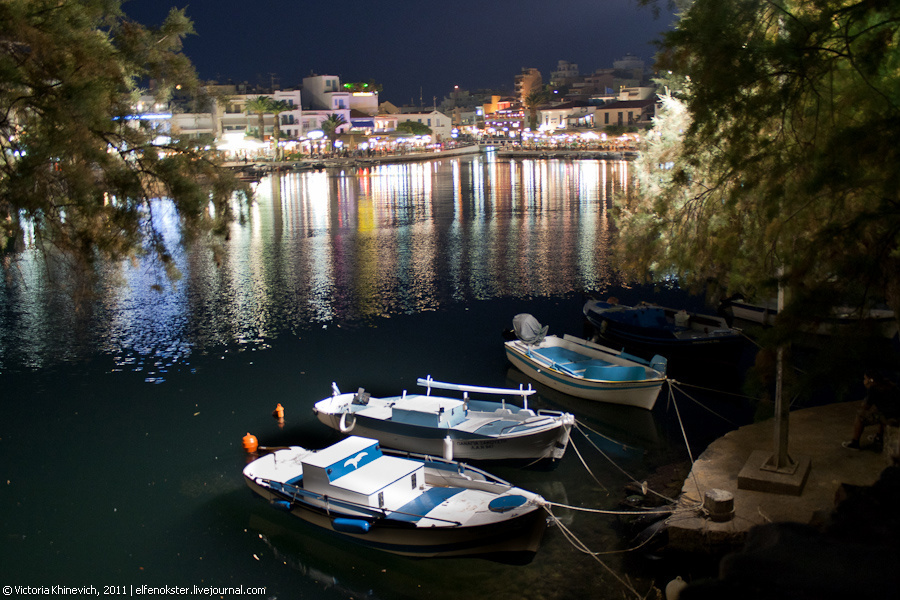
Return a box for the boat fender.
[443,436,453,461]
[271,500,292,512]
[332,518,371,534]
[665,576,687,600]
[339,411,356,433]
[242,433,259,454]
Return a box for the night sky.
[123,0,678,106]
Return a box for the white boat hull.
[314,380,574,462]
[243,442,547,559]
[315,411,570,461]
[504,335,666,410]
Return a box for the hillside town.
[140,55,658,161]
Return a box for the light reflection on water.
[1,155,627,376]
[0,156,724,599]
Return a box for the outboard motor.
[512,314,549,344]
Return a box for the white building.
[538,101,595,130]
[302,74,351,111]
[395,110,452,142]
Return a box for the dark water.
[0,155,752,599]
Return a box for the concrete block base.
[737,450,812,496]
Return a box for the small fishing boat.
[314,377,574,462]
[504,314,667,410]
[243,436,548,559]
[582,299,744,356]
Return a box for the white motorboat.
[505,314,667,410]
[243,436,548,559]
[314,377,574,462]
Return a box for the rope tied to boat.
[541,504,659,600]
[573,420,677,505]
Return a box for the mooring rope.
[670,379,756,403]
[542,499,673,517]
[573,419,677,504]
[667,383,705,505]
[542,505,657,600]
[667,380,737,426]
[567,432,609,493]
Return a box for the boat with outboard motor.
[504,314,667,410]
[314,377,574,462]
[243,435,548,559]
[583,299,743,352]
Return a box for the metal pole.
[766,279,796,472]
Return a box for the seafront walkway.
[223,143,638,175]
[667,400,895,554]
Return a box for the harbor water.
[0,154,753,599]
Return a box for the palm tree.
[321,113,348,154]
[244,96,272,140]
[268,99,292,160]
[524,89,551,131]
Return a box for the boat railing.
[499,415,557,434]
[255,476,464,526]
[537,409,568,418]
[561,334,649,365]
[417,376,535,411]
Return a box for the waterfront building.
[538,101,595,130]
[550,60,579,88]
[514,67,543,104]
[593,98,656,129]
[395,110,453,142]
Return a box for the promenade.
[223,143,638,176]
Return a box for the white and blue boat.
[243,436,548,559]
[314,377,574,462]
[504,314,667,410]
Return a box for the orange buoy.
[272,403,285,419]
[242,432,259,453]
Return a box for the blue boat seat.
[583,365,646,382]
[534,346,592,364]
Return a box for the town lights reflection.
[0,156,630,376]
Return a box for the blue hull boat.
[582,299,744,359]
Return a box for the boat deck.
[388,487,465,523]
[356,403,538,436]
[531,345,646,382]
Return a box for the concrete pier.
[667,401,895,554]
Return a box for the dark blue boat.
[582,299,745,361]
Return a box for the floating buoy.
[272,403,285,419]
[242,433,259,453]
